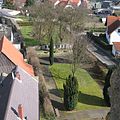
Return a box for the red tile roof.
[69,0,80,5]
[54,0,80,6]
[113,42,120,51]
[107,16,120,34]
[0,36,34,76]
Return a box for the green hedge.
[87,32,112,50]
[17,21,33,26]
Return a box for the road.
[87,43,117,68]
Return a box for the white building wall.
[13,44,21,50]
[11,31,14,42]
[106,31,110,43]
[110,27,120,45]
[112,45,116,56]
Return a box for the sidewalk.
[57,109,109,120]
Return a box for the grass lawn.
[20,26,40,46]
[49,64,108,110]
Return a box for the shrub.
[27,47,37,61]
[30,56,40,75]
[27,47,37,60]
[87,32,112,50]
[43,97,55,117]
[63,75,79,110]
[103,68,113,107]
[27,47,41,75]
[49,37,54,65]
[17,21,33,26]
[39,74,48,98]
[39,75,55,117]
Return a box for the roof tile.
[107,16,120,34]
[0,36,34,76]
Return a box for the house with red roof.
[106,16,120,45]
[54,0,88,8]
[0,36,34,76]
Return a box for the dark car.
[94,9,112,18]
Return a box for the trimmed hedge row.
[17,21,33,26]
[87,32,112,50]
[85,28,106,32]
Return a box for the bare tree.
[30,2,57,43]
[30,1,88,44]
[56,7,87,44]
[71,35,88,77]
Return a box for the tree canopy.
[30,1,88,44]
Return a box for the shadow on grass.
[42,70,52,78]
[40,57,71,64]
[52,72,66,81]
[51,99,65,111]
[50,89,64,98]
[40,61,50,66]
[78,92,106,107]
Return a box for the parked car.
[94,8,113,17]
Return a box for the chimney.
[18,104,24,120]
[15,72,21,80]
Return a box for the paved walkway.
[57,109,109,120]
[40,59,109,120]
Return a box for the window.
[118,29,120,33]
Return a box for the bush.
[63,75,79,110]
[43,97,55,117]
[27,47,41,75]
[17,21,33,26]
[39,75,48,107]
[39,75,55,117]
[27,47,37,59]
[103,68,113,107]
[30,56,40,75]
[88,32,112,50]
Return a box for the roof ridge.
[107,16,120,34]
